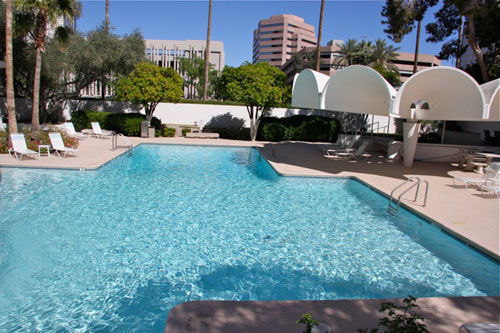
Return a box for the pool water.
[0,145,498,331]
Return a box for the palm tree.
[5,0,17,133]
[355,40,374,65]
[335,39,359,66]
[18,0,78,135]
[370,39,400,72]
[105,0,109,32]
[315,0,325,71]
[203,0,212,100]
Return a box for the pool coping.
[1,140,498,262]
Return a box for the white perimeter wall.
[0,98,397,134]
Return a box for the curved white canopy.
[392,67,486,121]
[291,69,330,110]
[480,79,500,121]
[321,65,397,116]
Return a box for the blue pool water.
[0,145,498,331]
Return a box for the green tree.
[114,62,183,122]
[87,25,145,99]
[5,0,17,133]
[381,0,438,74]
[426,0,499,82]
[370,39,400,72]
[335,39,359,66]
[354,39,375,65]
[17,0,79,135]
[289,51,317,74]
[371,63,402,86]
[222,62,289,141]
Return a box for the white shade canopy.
[392,67,486,121]
[480,79,500,121]
[321,65,397,116]
[291,69,330,110]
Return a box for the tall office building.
[253,14,317,67]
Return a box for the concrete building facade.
[392,52,441,82]
[281,42,442,84]
[253,14,317,67]
[80,39,225,99]
[145,39,225,72]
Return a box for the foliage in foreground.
[115,62,184,122]
[297,313,319,333]
[0,130,79,154]
[358,296,428,333]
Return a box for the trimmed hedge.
[181,128,191,136]
[70,110,162,136]
[257,115,340,142]
[162,127,176,137]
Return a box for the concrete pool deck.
[1,136,499,331]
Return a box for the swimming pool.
[0,145,498,331]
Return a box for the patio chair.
[453,162,500,190]
[91,122,113,138]
[48,132,79,157]
[9,133,38,160]
[64,122,85,139]
[324,140,369,160]
[321,138,356,155]
[480,183,500,199]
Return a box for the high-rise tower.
[252,14,317,67]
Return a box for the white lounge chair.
[64,122,85,139]
[324,140,369,160]
[91,122,113,138]
[321,138,356,155]
[453,162,500,190]
[480,183,500,199]
[9,133,37,160]
[49,132,79,157]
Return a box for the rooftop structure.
[253,14,317,67]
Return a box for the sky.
[76,0,453,67]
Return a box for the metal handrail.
[112,133,133,155]
[387,177,429,216]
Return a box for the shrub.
[0,131,10,154]
[261,122,288,141]
[257,115,339,142]
[418,132,441,144]
[293,118,337,142]
[182,128,191,136]
[70,110,162,136]
[205,127,249,140]
[162,128,176,137]
[358,296,428,333]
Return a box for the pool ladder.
[387,177,429,216]
[112,133,133,156]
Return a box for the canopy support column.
[403,120,420,168]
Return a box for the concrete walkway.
[165,296,500,333]
[1,137,498,332]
